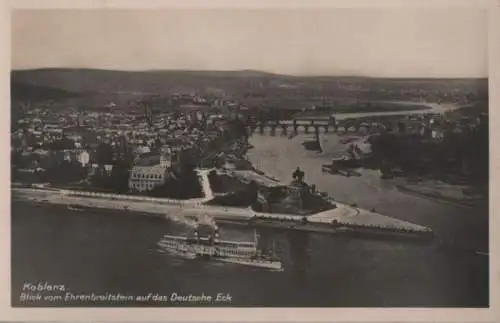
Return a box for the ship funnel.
[198,213,218,230]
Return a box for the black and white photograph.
[8,4,492,312]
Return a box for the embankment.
[12,185,432,239]
[396,185,483,209]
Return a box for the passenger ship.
[157,229,284,271]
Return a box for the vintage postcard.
[1,0,499,322]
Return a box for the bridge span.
[245,118,419,136]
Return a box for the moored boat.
[67,204,85,211]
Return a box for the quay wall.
[14,188,432,237]
[60,189,205,206]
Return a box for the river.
[246,133,488,252]
[11,102,489,307]
[329,101,458,120]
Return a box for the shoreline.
[17,200,492,256]
[11,177,433,238]
[12,197,433,241]
[395,184,484,209]
[296,102,430,117]
[249,167,281,183]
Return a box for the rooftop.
[130,164,166,177]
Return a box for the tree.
[110,160,131,193]
[96,143,114,164]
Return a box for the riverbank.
[12,190,432,241]
[11,174,432,239]
[395,182,486,209]
[299,102,430,116]
[218,218,433,241]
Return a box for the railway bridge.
[245,116,411,136]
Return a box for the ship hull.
[157,236,284,271]
[214,257,284,271]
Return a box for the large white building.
[128,164,169,192]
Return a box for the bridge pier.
[248,118,353,136]
[358,124,369,135]
[292,120,298,134]
[329,116,336,127]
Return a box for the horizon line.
[10,67,488,80]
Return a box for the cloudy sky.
[11,9,488,77]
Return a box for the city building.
[128,164,169,192]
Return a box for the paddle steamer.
[157,227,283,271]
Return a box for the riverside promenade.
[11,168,432,236]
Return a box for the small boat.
[344,169,362,177]
[322,164,361,177]
[322,164,339,173]
[302,140,322,152]
[67,204,84,211]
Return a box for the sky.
[11,9,488,77]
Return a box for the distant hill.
[11,81,79,102]
[10,68,286,94]
[11,68,486,93]
[11,68,488,107]
[145,69,280,78]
